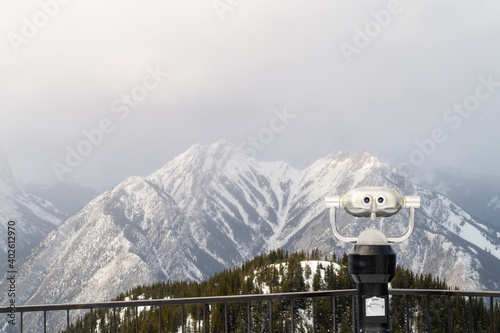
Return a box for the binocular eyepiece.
[325,187,420,243]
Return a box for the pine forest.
[61,249,500,333]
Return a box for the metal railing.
[391,289,500,333]
[1,289,499,332]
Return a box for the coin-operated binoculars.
[325,187,420,332]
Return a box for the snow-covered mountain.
[0,151,67,262]
[9,141,500,326]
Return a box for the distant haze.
[1,0,499,190]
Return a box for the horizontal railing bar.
[389,289,500,298]
[2,289,499,315]
[0,289,357,313]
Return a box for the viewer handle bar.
[326,196,358,243]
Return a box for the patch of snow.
[460,223,500,260]
[488,196,500,210]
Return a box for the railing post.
[447,296,451,333]
[44,310,47,333]
[159,305,162,332]
[225,302,228,333]
[426,295,431,333]
[203,303,206,333]
[181,304,185,333]
[332,296,336,333]
[468,297,473,333]
[405,295,410,333]
[312,297,316,333]
[490,297,494,333]
[135,306,139,333]
[269,299,273,332]
[291,299,295,333]
[90,308,93,332]
[352,294,356,333]
[247,301,251,333]
[20,311,23,333]
[113,307,117,333]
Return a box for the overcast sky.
[1,0,499,190]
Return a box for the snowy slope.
[8,141,500,331]
[252,260,342,295]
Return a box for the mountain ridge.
[7,141,500,328]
